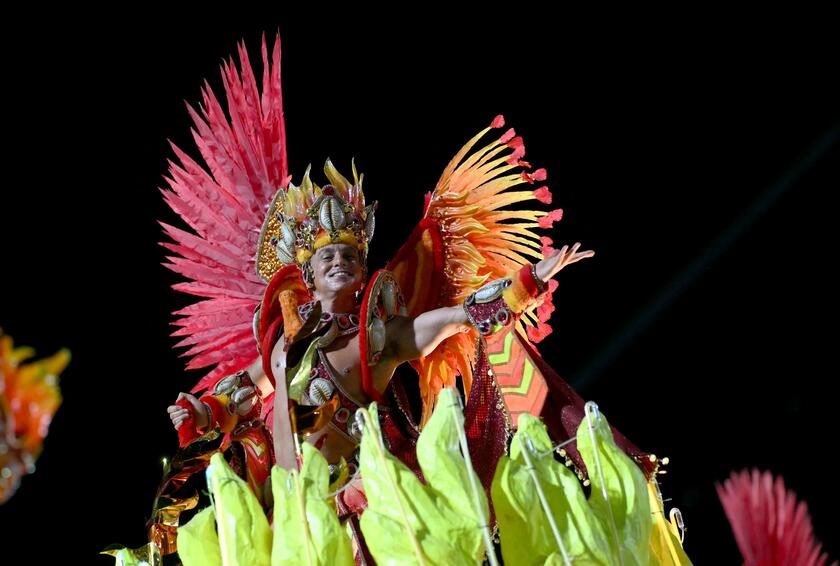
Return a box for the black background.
[1,11,837,564]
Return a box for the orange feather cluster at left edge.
[0,329,70,504]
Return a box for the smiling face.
[309,243,365,298]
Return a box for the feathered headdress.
[256,159,376,286]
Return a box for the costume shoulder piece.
[358,270,408,404]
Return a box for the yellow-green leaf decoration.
[177,445,351,566]
[271,442,354,566]
[492,412,612,566]
[647,482,691,566]
[576,404,651,565]
[358,394,490,566]
[100,543,161,566]
[492,404,692,565]
[416,388,492,562]
[204,452,272,566]
[177,506,222,566]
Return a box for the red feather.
[533,186,553,204]
[160,34,288,391]
[538,208,564,229]
[717,469,836,566]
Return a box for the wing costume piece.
[386,115,563,426]
[161,35,289,394]
[383,114,654,476]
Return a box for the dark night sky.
[1,11,837,564]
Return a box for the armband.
[501,263,546,314]
[463,278,513,335]
[464,264,548,335]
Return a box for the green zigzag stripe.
[501,362,534,396]
[488,331,514,365]
[489,332,536,397]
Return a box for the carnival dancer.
[156,33,656,562]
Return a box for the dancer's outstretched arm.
[386,243,594,363]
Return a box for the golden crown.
[256,159,375,284]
